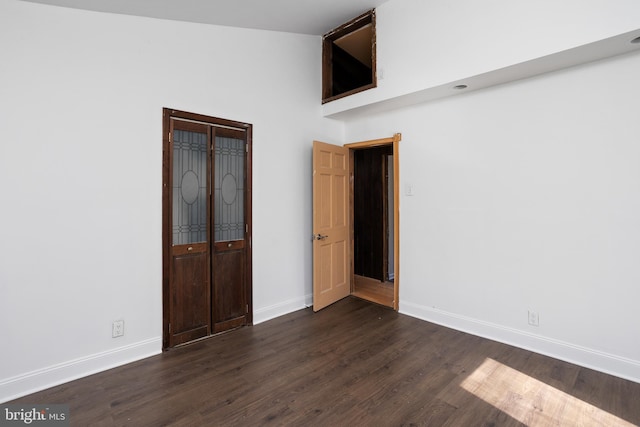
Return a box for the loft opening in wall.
[322,9,376,103]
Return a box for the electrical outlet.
[528,310,539,327]
[112,320,124,338]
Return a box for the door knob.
[314,234,328,241]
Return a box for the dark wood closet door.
[163,108,253,349]
[211,127,249,333]
[168,120,212,346]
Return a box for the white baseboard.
[254,294,312,325]
[0,337,161,403]
[2,293,315,403]
[8,301,635,403]
[400,300,640,384]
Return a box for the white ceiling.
[21,0,389,35]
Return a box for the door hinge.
[245,224,248,233]
[168,323,171,333]
[246,304,249,314]
[169,132,171,143]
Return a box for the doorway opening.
[351,145,394,307]
[162,108,253,349]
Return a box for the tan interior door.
[313,141,350,311]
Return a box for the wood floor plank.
[9,297,640,426]
[352,274,394,307]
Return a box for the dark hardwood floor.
[11,297,640,426]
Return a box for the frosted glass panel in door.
[172,130,208,245]
[214,136,245,241]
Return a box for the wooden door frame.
[162,108,253,350]
[345,133,401,310]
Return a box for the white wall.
[325,0,640,116]
[344,50,640,382]
[0,0,342,401]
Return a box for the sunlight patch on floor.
[460,358,633,426]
